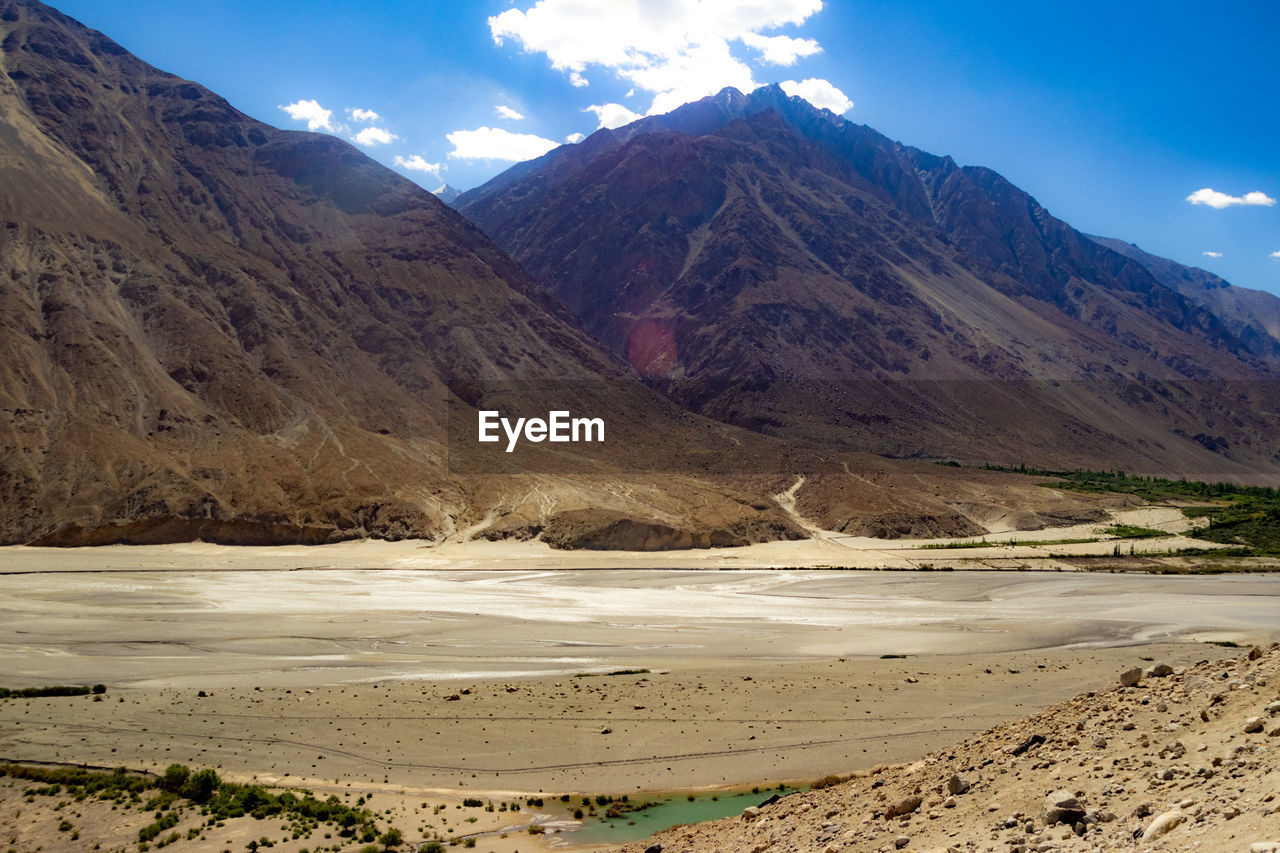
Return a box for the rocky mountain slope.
[1,0,1120,546]
[1088,235,1280,360]
[460,86,1280,480]
[617,644,1280,853]
[0,0,781,545]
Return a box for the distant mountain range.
[1086,235,1280,360]
[432,184,461,205]
[1,0,1275,547]
[460,85,1280,478]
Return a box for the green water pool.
[565,786,801,846]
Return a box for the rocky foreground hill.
[618,645,1280,853]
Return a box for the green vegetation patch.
[917,536,1100,550]
[0,684,105,699]
[916,538,998,550]
[1,762,386,847]
[981,466,1280,556]
[1099,524,1169,539]
[573,668,650,678]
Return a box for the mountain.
[1087,235,1280,359]
[431,184,461,205]
[459,85,1280,480]
[2,1,1113,547]
[0,0,807,546]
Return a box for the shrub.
[161,765,191,793]
[180,768,220,803]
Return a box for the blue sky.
[49,0,1280,295]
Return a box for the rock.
[1120,667,1144,687]
[1043,790,1085,826]
[1092,734,1108,748]
[1148,662,1175,677]
[1245,717,1264,733]
[1249,843,1280,853]
[1141,809,1186,841]
[894,836,911,849]
[943,795,956,808]
[1249,646,1264,660]
[1008,733,1045,756]
[741,806,762,820]
[884,796,923,818]
[644,845,663,853]
[1266,701,1280,715]
[945,773,970,795]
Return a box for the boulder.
[1043,790,1085,826]
[945,773,970,795]
[1120,667,1144,687]
[1141,809,1186,841]
[884,796,923,818]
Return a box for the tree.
[180,768,220,803]
[161,764,190,793]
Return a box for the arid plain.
[2,517,1279,851]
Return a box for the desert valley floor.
[1,531,1279,852]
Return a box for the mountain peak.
[459,79,1280,479]
[432,183,461,205]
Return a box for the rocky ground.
[617,645,1280,853]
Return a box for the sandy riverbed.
[0,529,1277,852]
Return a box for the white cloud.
[393,155,443,176]
[1271,251,1280,260]
[446,126,560,161]
[1186,188,1277,209]
[348,107,381,123]
[569,71,589,87]
[489,0,828,115]
[741,32,821,65]
[1202,251,1223,258]
[352,126,398,146]
[565,132,585,143]
[780,77,853,113]
[280,99,337,132]
[495,104,526,121]
[585,102,643,129]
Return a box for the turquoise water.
[565,787,800,846]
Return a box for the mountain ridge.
[0,0,775,545]
[0,0,1120,546]
[1087,234,1280,359]
[459,84,1280,481]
